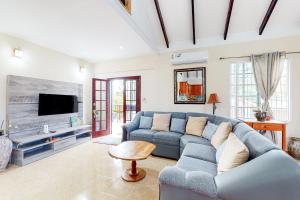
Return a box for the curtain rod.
[219,51,300,60]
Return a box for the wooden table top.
[108,141,156,161]
[242,119,287,125]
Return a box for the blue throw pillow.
[202,121,218,140]
[170,118,186,134]
[216,140,227,163]
[139,116,153,129]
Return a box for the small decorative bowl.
[254,110,267,122]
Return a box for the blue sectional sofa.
[122,111,300,200]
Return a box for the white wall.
[0,33,94,128]
[95,35,300,138]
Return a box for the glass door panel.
[124,79,140,123]
[92,78,110,137]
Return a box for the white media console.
[10,125,91,166]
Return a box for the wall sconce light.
[13,48,24,58]
[79,66,86,73]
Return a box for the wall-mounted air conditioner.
[170,51,208,65]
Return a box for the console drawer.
[53,136,76,151]
[253,123,283,131]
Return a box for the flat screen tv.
[38,93,78,116]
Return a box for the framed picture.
[174,67,206,104]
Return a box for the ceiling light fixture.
[13,48,24,58]
[119,46,124,50]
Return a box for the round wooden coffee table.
[108,141,156,182]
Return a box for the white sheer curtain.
[250,52,286,117]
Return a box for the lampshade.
[208,93,220,104]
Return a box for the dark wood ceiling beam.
[224,0,234,40]
[259,0,278,35]
[191,0,196,44]
[154,0,169,48]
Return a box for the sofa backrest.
[135,111,279,159]
[143,111,186,119]
[142,111,240,124]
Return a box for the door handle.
[93,110,98,119]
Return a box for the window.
[230,60,290,121]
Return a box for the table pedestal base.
[122,160,146,182]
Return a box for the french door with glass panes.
[92,79,110,137]
[92,76,140,137]
[123,77,141,123]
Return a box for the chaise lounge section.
[122,111,300,200]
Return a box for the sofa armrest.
[159,166,218,198]
[215,150,300,200]
[121,111,143,142]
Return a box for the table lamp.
[208,93,221,115]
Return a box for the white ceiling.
[0,0,153,62]
[135,0,300,52]
[0,0,299,62]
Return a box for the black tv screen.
[38,94,78,116]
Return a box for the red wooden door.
[92,78,110,137]
[124,77,141,123]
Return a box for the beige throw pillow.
[151,113,171,131]
[185,117,207,136]
[218,133,249,174]
[211,122,232,148]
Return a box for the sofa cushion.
[212,115,240,126]
[216,140,227,163]
[233,122,254,142]
[202,122,218,140]
[211,122,232,148]
[170,118,186,134]
[186,117,208,136]
[177,156,217,176]
[139,116,153,129]
[218,133,249,174]
[129,129,157,140]
[180,135,211,148]
[243,132,280,159]
[153,131,182,146]
[151,113,171,131]
[144,111,186,119]
[182,143,216,163]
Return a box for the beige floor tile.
[0,142,176,200]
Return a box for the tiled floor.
[0,141,176,200]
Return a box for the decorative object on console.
[70,117,83,127]
[0,136,13,172]
[288,137,300,159]
[174,67,206,104]
[253,109,268,121]
[43,124,49,134]
[208,93,221,115]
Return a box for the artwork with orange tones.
[174,67,206,104]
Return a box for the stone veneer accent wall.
[6,75,83,138]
